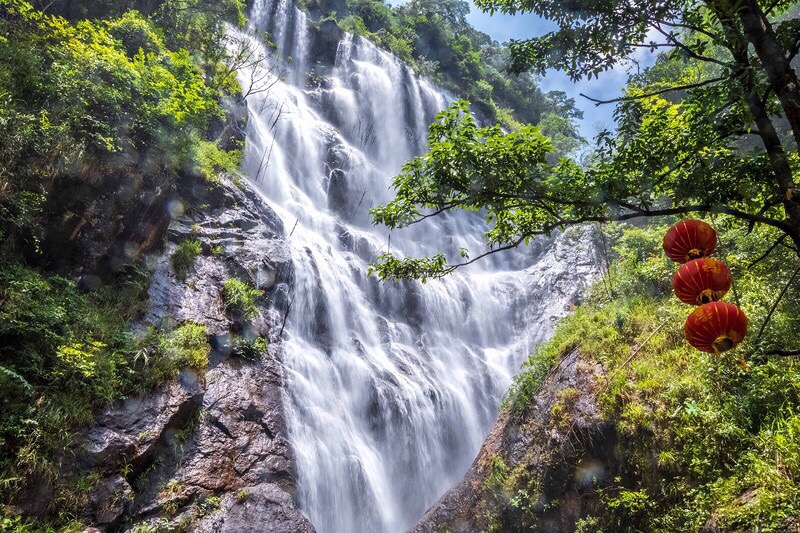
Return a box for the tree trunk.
[715,4,800,254]
[735,0,800,155]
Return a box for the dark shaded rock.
[78,373,204,474]
[89,475,132,527]
[37,173,175,277]
[309,19,343,67]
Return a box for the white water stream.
[236,2,599,531]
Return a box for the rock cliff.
[33,174,315,532]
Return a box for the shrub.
[232,336,269,360]
[172,239,203,280]
[222,278,261,320]
[195,140,243,182]
[168,322,211,369]
[139,322,211,382]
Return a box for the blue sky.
[465,7,656,141]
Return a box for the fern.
[0,365,31,392]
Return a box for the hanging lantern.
[672,258,733,305]
[684,302,748,353]
[663,220,717,263]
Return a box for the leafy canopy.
[370,0,800,281]
[370,86,791,281]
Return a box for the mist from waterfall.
[236,2,598,531]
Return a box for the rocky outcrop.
[31,175,313,532]
[411,349,617,533]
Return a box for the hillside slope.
[411,222,800,533]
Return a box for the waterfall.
[235,2,599,532]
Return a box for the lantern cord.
[603,320,668,392]
[748,234,788,268]
[755,265,800,345]
[707,215,740,306]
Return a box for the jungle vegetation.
[0,0,243,525]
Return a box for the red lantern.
[672,258,733,305]
[663,220,717,263]
[684,302,748,353]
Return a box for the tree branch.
[748,234,788,267]
[655,19,720,41]
[580,76,727,105]
[424,204,787,276]
[755,265,800,343]
[437,235,529,275]
[651,24,733,67]
[765,349,800,356]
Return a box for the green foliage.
[107,10,163,57]
[232,336,269,360]
[154,0,246,68]
[370,99,590,280]
[172,239,203,280]
[1,3,221,166]
[482,455,509,492]
[195,140,244,182]
[133,322,211,384]
[537,112,585,159]
[497,220,800,532]
[164,322,211,370]
[222,278,261,320]
[198,494,222,516]
[494,107,525,132]
[0,1,245,254]
[0,261,151,486]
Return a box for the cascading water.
[235,2,599,532]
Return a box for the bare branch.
[755,265,800,343]
[651,24,733,67]
[765,349,800,356]
[748,234,788,267]
[580,76,727,105]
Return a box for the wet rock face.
[410,349,617,533]
[42,176,313,532]
[38,174,175,276]
[146,174,292,338]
